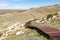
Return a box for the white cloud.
[0,3,8,7]
[0,0,27,2]
[11,0,28,1]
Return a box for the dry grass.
[0,4,60,40]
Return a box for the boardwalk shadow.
[26,26,50,40]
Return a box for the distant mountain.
[0,4,60,17]
[0,10,27,15]
[28,4,60,14]
[22,4,60,17]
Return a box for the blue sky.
[0,0,60,9]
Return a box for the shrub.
[46,14,53,20]
[0,32,2,37]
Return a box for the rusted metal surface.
[25,25,60,40]
[25,19,60,40]
[33,26,60,37]
[25,19,38,27]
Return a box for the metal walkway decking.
[26,25,60,40]
[25,19,60,40]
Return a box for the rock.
[41,21,45,24]
[20,24,25,27]
[16,31,24,35]
[16,32,21,35]
[35,20,40,23]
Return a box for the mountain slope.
[29,4,60,14]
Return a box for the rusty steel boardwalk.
[34,26,60,37]
[26,25,60,40]
[25,19,60,40]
